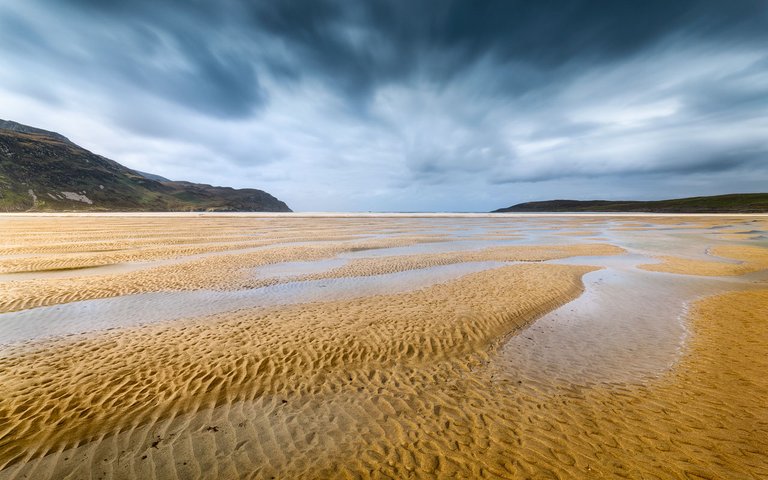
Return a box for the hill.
[0,120,291,212]
[492,194,768,213]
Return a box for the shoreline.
[3,211,768,218]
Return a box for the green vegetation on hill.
[493,194,768,213]
[0,120,291,212]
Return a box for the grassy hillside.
[493,194,768,213]
[0,122,291,212]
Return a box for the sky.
[1,1,767,212]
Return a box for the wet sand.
[0,213,767,479]
[639,244,768,276]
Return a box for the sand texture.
[1,213,767,479]
[0,263,595,469]
[639,244,768,276]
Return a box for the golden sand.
[6,276,765,479]
[294,244,622,281]
[0,262,594,468]
[314,288,768,479]
[0,242,621,314]
[639,244,768,276]
[0,237,441,313]
[1,214,767,479]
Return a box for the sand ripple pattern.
[0,263,592,471]
[1,214,767,479]
[639,245,768,276]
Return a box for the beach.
[1,213,766,479]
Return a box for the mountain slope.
[493,194,768,213]
[0,119,73,145]
[133,170,171,182]
[0,120,291,212]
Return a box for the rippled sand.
[1,213,767,479]
[639,244,768,276]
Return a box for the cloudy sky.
[1,1,767,211]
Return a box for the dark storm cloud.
[247,0,768,99]
[21,0,768,112]
[1,0,767,210]
[1,1,264,117]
